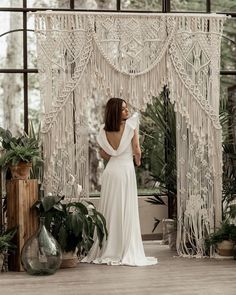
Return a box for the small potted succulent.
[33,194,108,268]
[0,127,42,180]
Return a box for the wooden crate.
[6,179,38,271]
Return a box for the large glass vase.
[21,217,62,275]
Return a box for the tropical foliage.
[0,228,17,254]
[207,221,236,247]
[220,88,236,222]
[139,89,177,231]
[33,194,108,255]
[0,127,42,167]
[0,228,17,272]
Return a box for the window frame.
[0,0,235,132]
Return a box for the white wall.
[86,196,168,239]
[138,196,168,238]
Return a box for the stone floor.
[0,241,236,295]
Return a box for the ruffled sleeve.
[126,112,139,130]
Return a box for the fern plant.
[0,228,17,254]
[0,127,42,167]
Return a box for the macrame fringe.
[34,12,227,258]
[168,58,223,257]
[90,44,168,109]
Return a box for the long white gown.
[81,113,158,266]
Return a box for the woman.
[81,98,157,266]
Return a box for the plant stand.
[6,179,38,271]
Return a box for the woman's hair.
[104,97,126,132]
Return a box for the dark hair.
[104,97,126,132]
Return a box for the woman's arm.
[99,148,111,161]
[132,129,141,166]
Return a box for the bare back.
[105,123,126,151]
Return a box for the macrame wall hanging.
[34,11,226,257]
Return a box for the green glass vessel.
[21,217,62,275]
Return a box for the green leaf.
[146,194,166,206]
[58,226,68,251]
[68,202,88,215]
[96,223,104,249]
[96,211,108,238]
[152,218,161,233]
[52,203,63,212]
[41,196,57,212]
[71,213,83,237]
[83,216,90,237]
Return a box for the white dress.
[81,113,158,266]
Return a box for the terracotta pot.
[217,240,234,256]
[9,162,32,180]
[60,251,78,268]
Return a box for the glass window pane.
[75,0,116,9]
[221,75,236,101]
[220,75,236,141]
[121,0,162,11]
[0,12,23,69]
[0,74,24,133]
[0,12,23,35]
[171,0,206,12]
[27,0,69,8]
[27,14,37,69]
[0,0,22,7]
[221,19,236,71]
[28,74,41,131]
[212,1,236,13]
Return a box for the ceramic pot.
[10,162,32,180]
[60,251,78,268]
[217,240,234,256]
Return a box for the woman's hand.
[134,155,141,167]
[99,148,111,161]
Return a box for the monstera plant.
[33,194,108,267]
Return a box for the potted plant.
[207,222,236,256]
[0,228,17,272]
[0,127,42,180]
[206,137,236,257]
[33,194,108,268]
